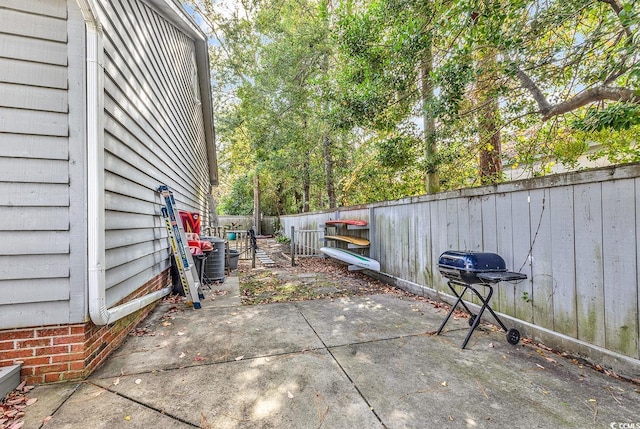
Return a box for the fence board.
[574,183,606,347]
[511,191,533,323]
[550,186,577,337]
[602,179,638,358]
[457,198,470,250]
[413,202,432,288]
[530,189,554,330]
[446,199,459,250]
[496,194,516,314]
[467,196,483,251]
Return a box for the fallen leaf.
[235,355,244,361]
[194,356,205,361]
[26,398,38,406]
[43,416,52,424]
[179,352,186,358]
[135,379,142,385]
[176,331,185,336]
[536,364,545,369]
[545,357,557,364]
[9,421,24,429]
[287,391,294,398]
[113,378,120,386]
[162,322,172,327]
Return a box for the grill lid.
[438,251,508,284]
[438,251,507,272]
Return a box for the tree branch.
[598,0,634,40]
[541,86,639,120]
[515,68,550,114]
[516,66,639,121]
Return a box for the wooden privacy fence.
[279,163,640,376]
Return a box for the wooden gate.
[291,228,320,257]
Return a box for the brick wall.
[0,270,171,384]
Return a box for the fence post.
[290,226,296,266]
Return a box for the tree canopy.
[186,0,639,215]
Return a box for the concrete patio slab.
[12,273,640,429]
[92,350,382,428]
[94,300,325,379]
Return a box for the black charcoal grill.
[436,251,527,349]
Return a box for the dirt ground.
[237,238,409,305]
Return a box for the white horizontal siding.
[0,82,68,112]
[0,0,73,329]
[0,0,67,18]
[0,302,71,327]
[0,34,67,66]
[0,107,68,136]
[0,58,68,89]
[0,183,69,206]
[97,0,212,305]
[0,279,70,305]
[0,158,69,183]
[0,231,69,255]
[0,206,68,230]
[105,228,163,250]
[0,254,69,280]
[0,134,68,159]
[104,264,168,308]
[0,8,67,42]
[105,251,166,291]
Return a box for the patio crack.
[85,381,200,428]
[297,308,387,428]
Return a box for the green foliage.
[218,175,254,215]
[572,104,640,132]
[585,126,640,164]
[187,0,640,215]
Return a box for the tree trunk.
[323,134,336,208]
[253,173,261,234]
[302,156,310,213]
[476,50,502,185]
[420,39,439,194]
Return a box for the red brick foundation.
[0,270,171,384]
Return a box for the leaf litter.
[1,381,36,429]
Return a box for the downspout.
[76,0,171,326]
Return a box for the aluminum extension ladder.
[158,185,203,309]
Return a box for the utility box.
[0,364,21,399]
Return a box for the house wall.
[280,163,640,377]
[95,0,212,308]
[0,0,215,382]
[0,0,87,327]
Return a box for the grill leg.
[436,281,505,349]
[436,281,470,335]
[460,284,494,349]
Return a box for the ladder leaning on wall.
[157,185,203,309]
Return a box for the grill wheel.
[506,328,520,345]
